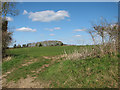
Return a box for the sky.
[7,2,118,46]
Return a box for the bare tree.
[2,2,19,17]
[1,2,19,58]
[87,17,118,56]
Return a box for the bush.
[17,44,21,48]
[22,44,26,48]
[13,44,16,48]
[39,43,42,47]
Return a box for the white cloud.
[45,27,61,31]
[16,27,36,32]
[74,29,86,32]
[74,35,81,37]
[54,27,61,30]
[6,17,13,21]
[28,10,69,22]
[49,34,55,36]
[23,10,28,15]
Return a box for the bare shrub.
[87,18,118,57]
[64,18,118,60]
[2,29,13,57]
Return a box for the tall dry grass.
[63,43,117,61]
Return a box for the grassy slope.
[2,46,118,88]
[3,46,80,80]
[38,55,118,88]
[7,46,79,57]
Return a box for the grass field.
[2,46,118,88]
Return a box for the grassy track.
[2,46,118,88]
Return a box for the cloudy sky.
[8,2,118,46]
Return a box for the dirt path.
[31,55,66,75]
[2,55,65,88]
[2,76,50,88]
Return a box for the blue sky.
[7,2,118,46]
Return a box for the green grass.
[3,55,29,74]
[3,46,80,81]
[37,55,118,88]
[2,46,118,88]
[7,46,80,57]
[6,58,52,82]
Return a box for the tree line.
[13,40,64,48]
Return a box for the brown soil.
[2,76,50,88]
[21,59,38,66]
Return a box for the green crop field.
[2,46,118,88]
